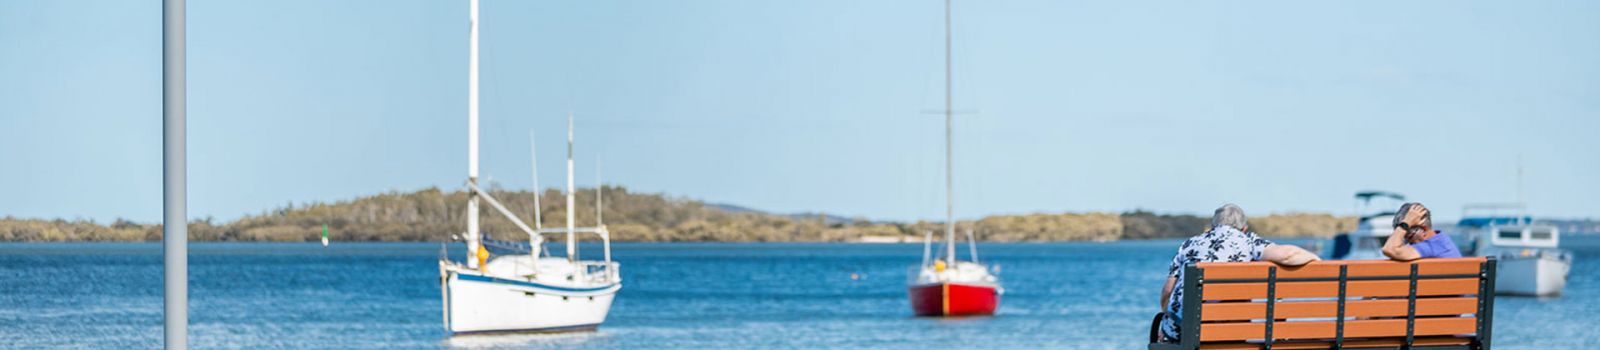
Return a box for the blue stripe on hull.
[454,273,617,293]
[450,323,600,336]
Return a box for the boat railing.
[536,226,613,263]
[577,260,620,284]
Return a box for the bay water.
[3,239,1595,349]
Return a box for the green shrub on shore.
[0,187,1354,242]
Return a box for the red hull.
[908,283,998,316]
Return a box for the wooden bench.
[1150,257,1496,350]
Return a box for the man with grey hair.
[1381,202,1461,261]
[1152,204,1321,343]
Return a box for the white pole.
[566,113,576,261]
[943,0,957,267]
[162,0,187,348]
[596,160,603,226]
[531,130,542,231]
[465,0,481,269]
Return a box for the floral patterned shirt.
[1160,225,1274,340]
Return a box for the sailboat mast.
[466,0,482,269]
[566,113,577,262]
[944,0,957,266]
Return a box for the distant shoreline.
[0,185,1470,243]
[0,186,1361,243]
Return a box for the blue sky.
[2,0,1597,223]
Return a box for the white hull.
[443,265,620,334]
[1495,254,1569,296]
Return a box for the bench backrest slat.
[1201,297,1479,321]
[1196,258,1485,280]
[1199,317,1478,342]
[1201,278,1480,300]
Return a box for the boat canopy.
[1355,191,1405,202]
[1458,216,1534,228]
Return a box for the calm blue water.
[3,239,1596,349]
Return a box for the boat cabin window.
[1498,229,1522,240]
[1530,230,1553,241]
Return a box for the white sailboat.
[438,0,620,334]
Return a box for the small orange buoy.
[850,273,861,280]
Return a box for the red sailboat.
[909,228,1000,316]
[908,0,1001,317]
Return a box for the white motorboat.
[1323,191,1407,260]
[439,0,620,334]
[1455,203,1571,297]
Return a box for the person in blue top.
[1381,202,1462,260]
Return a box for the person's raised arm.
[1382,227,1421,261]
[1261,244,1320,266]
